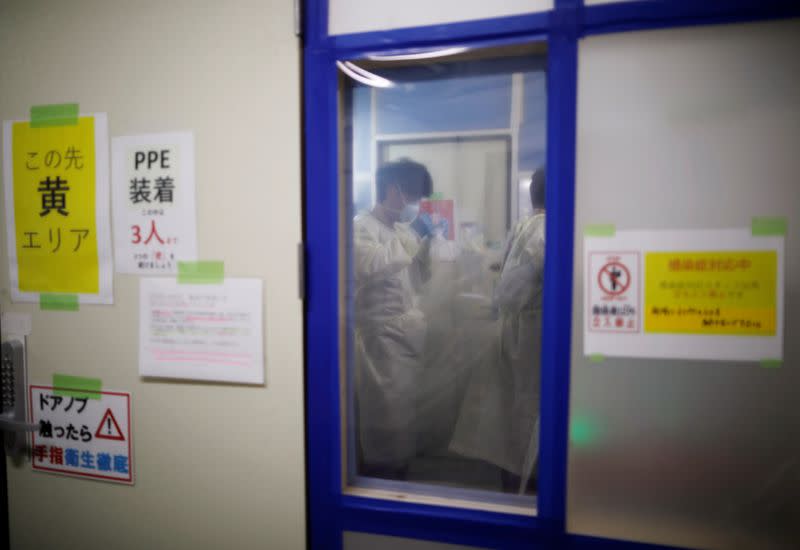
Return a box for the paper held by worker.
[584,228,784,362]
[139,277,264,384]
[2,114,113,303]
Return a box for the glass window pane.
[569,21,800,549]
[339,44,547,510]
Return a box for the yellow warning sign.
[644,251,777,336]
[11,117,99,293]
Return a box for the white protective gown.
[353,211,430,470]
[450,213,545,481]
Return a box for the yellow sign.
[645,251,777,336]
[11,117,99,293]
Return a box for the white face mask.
[399,202,419,223]
[385,186,419,222]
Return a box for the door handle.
[1,339,33,457]
[0,419,38,432]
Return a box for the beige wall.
[0,1,305,548]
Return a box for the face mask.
[386,186,419,222]
[399,202,419,223]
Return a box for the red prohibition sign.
[598,261,631,296]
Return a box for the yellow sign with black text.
[10,117,99,293]
[644,250,777,336]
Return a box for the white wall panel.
[329,0,552,36]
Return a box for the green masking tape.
[583,224,616,237]
[177,261,225,284]
[751,217,786,236]
[53,374,102,400]
[588,353,605,363]
[30,103,79,128]
[760,359,782,369]
[429,192,444,200]
[40,293,79,311]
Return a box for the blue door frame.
[303,2,799,549]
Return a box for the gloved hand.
[411,212,435,239]
[437,218,450,239]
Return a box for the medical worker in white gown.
[450,169,546,493]
[353,159,435,480]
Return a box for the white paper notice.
[139,278,264,384]
[112,132,197,274]
[584,228,784,362]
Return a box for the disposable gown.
[450,213,545,484]
[353,211,431,470]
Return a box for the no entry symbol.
[598,261,631,296]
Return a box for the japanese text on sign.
[2,114,113,303]
[139,277,264,384]
[9,120,95,291]
[112,133,197,274]
[645,251,777,335]
[29,386,133,484]
[587,252,640,333]
[583,228,784,362]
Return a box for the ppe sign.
[111,132,197,274]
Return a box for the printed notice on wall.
[420,198,455,240]
[29,385,133,484]
[584,229,784,361]
[139,277,264,384]
[111,132,197,274]
[2,115,113,303]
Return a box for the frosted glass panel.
[329,0,552,36]
[569,20,800,550]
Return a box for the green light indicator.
[570,414,602,447]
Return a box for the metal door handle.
[2,339,31,457]
[0,417,38,432]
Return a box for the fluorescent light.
[336,61,395,88]
[365,47,470,62]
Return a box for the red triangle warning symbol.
[95,408,125,441]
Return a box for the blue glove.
[437,218,450,239]
[411,212,434,238]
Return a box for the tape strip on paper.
[177,261,225,284]
[30,103,79,128]
[584,224,616,237]
[760,359,782,369]
[588,354,605,363]
[53,374,102,400]
[40,293,79,311]
[751,217,786,236]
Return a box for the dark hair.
[376,158,433,202]
[530,168,545,209]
